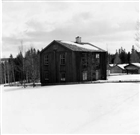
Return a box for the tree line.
[0,45,140,85]
[0,47,40,85]
[107,45,140,65]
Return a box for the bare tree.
[18,40,26,87]
[1,61,6,84]
[9,54,15,85]
[24,47,39,87]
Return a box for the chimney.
[75,36,81,44]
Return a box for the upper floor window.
[81,53,88,67]
[60,53,66,65]
[44,54,49,65]
[95,53,100,69]
[96,53,100,59]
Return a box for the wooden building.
[107,64,114,75]
[109,64,127,74]
[124,63,140,74]
[40,37,107,85]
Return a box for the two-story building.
[40,37,107,85]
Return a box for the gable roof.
[41,40,106,54]
[56,40,106,52]
[109,64,115,67]
[108,64,128,70]
[124,63,140,68]
[117,64,128,70]
[131,63,140,68]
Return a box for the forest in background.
[0,47,40,85]
[108,45,140,64]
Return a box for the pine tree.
[119,47,127,64]
[130,45,140,63]
[127,52,131,64]
[114,51,121,64]
[14,52,23,84]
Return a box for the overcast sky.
[2,1,139,58]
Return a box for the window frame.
[60,53,66,65]
[44,54,49,65]
[60,72,66,81]
[81,53,88,66]
[96,53,100,59]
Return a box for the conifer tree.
[114,51,121,64]
[130,45,140,63]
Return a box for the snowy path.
[2,82,139,134]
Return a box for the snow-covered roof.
[117,64,129,70]
[131,63,140,68]
[109,64,115,67]
[63,41,99,50]
[57,40,106,52]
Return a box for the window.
[82,71,87,81]
[96,53,100,59]
[44,54,49,65]
[44,71,49,81]
[95,53,100,67]
[81,53,87,67]
[60,53,66,65]
[60,72,66,81]
[92,54,95,63]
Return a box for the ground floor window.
[82,71,87,81]
[44,71,49,81]
[60,72,66,81]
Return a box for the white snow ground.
[0,85,1,134]
[2,75,140,134]
[107,74,140,81]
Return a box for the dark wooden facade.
[40,40,107,85]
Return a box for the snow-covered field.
[107,74,140,81]
[0,85,1,134]
[2,75,140,134]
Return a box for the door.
[82,71,87,81]
[96,70,99,80]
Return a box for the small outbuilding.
[40,37,107,85]
[124,63,140,74]
[108,64,128,74]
